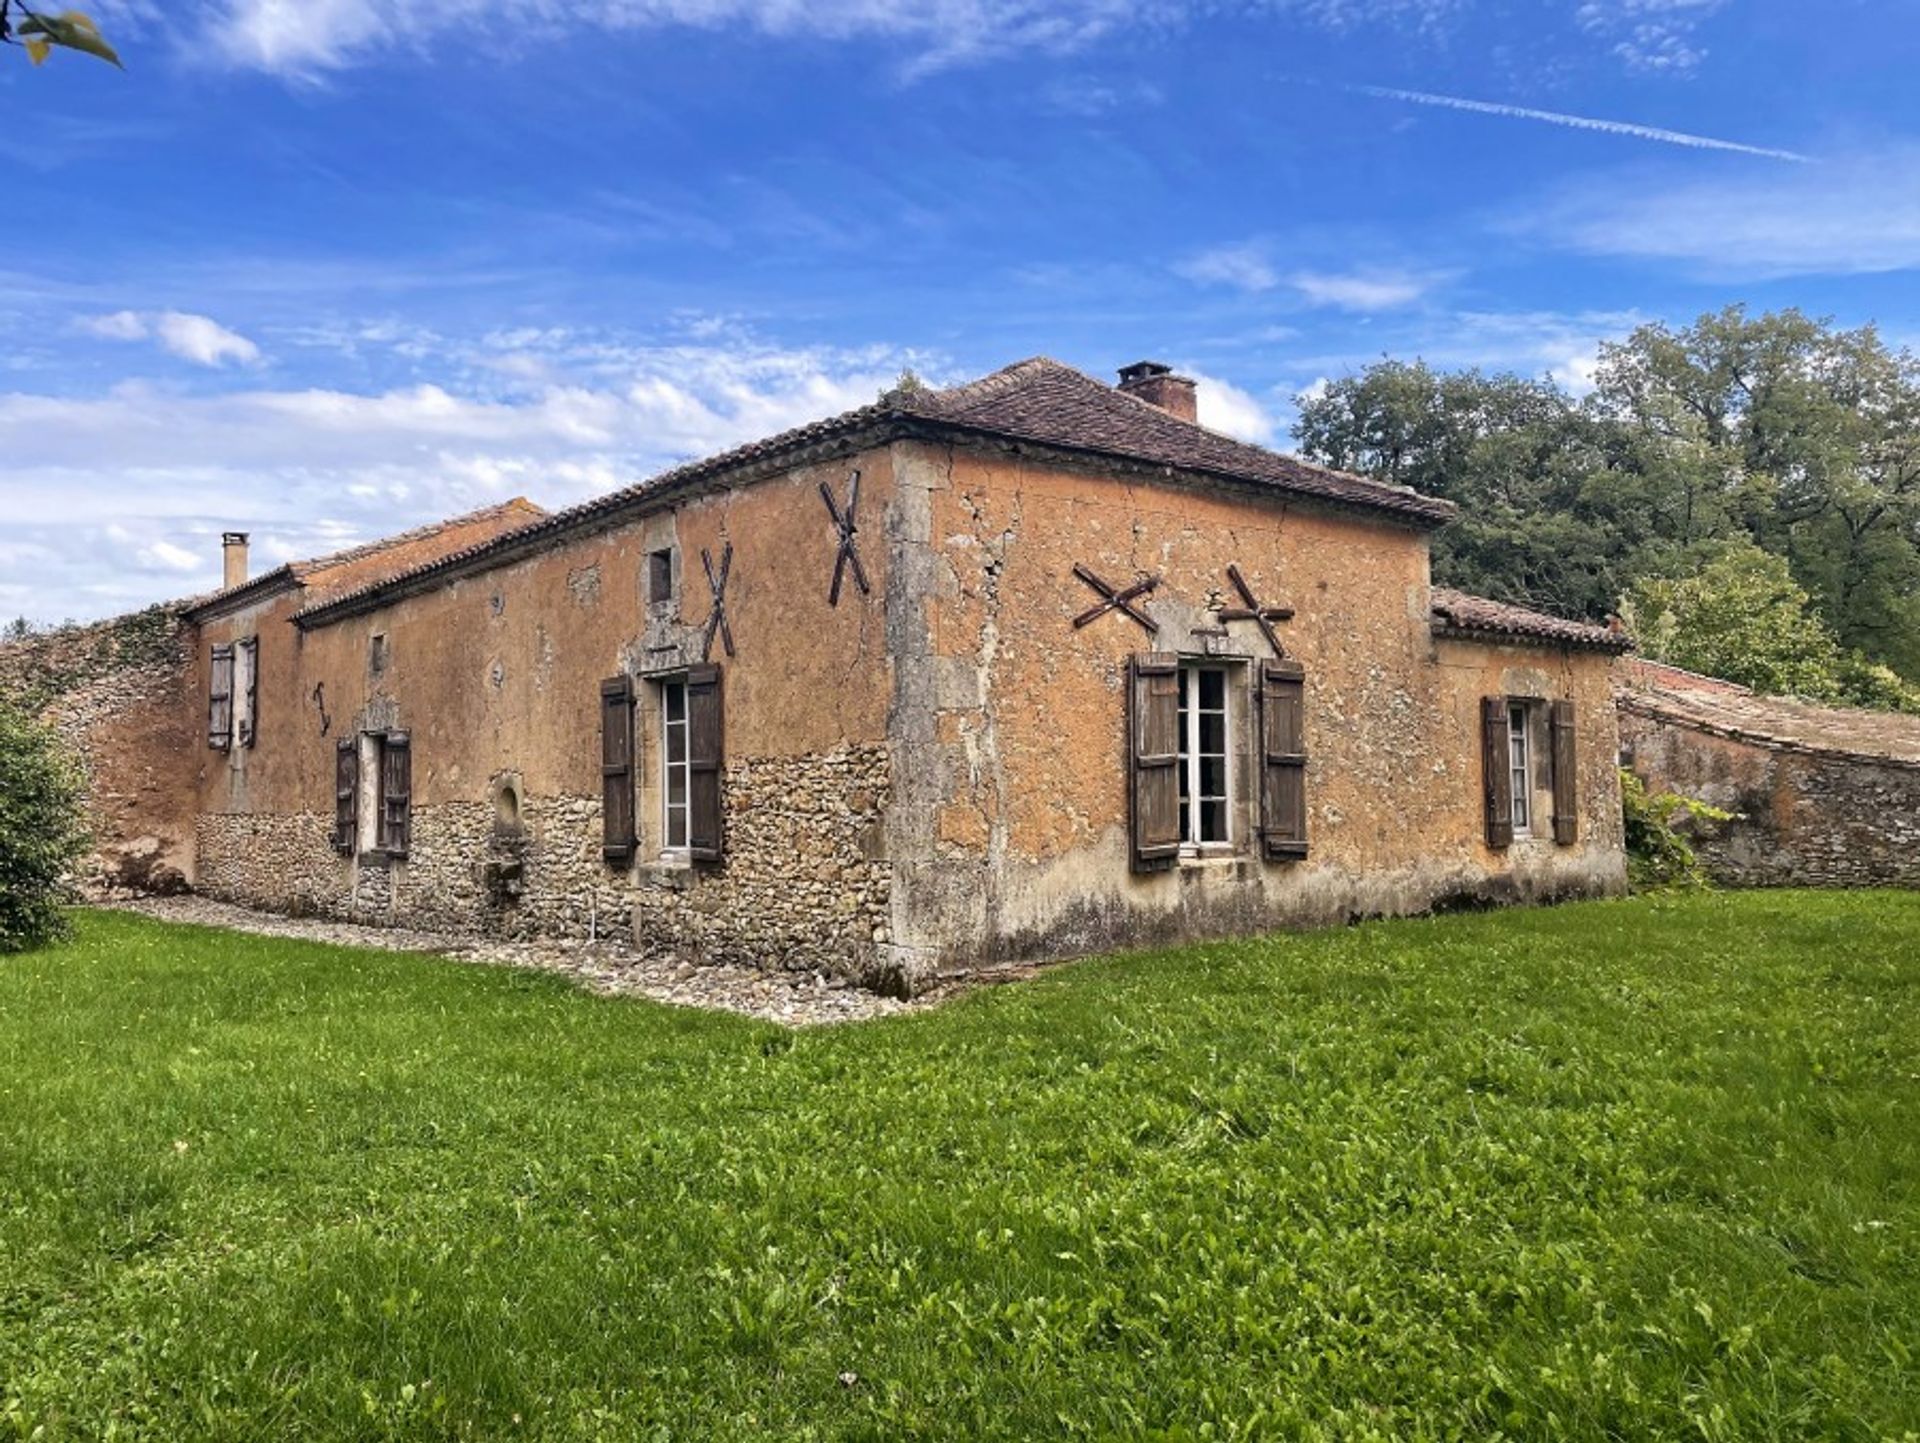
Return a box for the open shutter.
[1481,697,1514,849]
[685,664,724,864]
[1258,659,1308,860]
[601,675,636,862]
[208,644,234,750]
[333,737,358,854]
[381,731,411,857]
[237,637,259,748]
[1550,699,1579,845]
[1129,653,1181,872]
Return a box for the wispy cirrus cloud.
[1338,82,1808,161]
[1576,0,1726,74]
[77,310,264,367]
[1520,144,1920,278]
[1178,243,1440,311]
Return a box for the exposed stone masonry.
[630,745,895,987]
[193,745,894,981]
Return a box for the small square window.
[648,549,675,605]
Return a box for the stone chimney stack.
[222,532,250,590]
[1117,360,1198,423]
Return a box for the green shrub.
[0,700,89,952]
[1621,767,1730,892]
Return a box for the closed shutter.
[1550,699,1579,845]
[601,675,636,862]
[333,737,358,854]
[237,637,259,748]
[1129,653,1181,873]
[685,664,724,864]
[1481,697,1514,849]
[1258,659,1308,860]
[381,731,412,857]
[208,644,234,749]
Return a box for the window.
[661,678,690,850]
[1508,701,1532,836]
[648,548,675,605]
[1178,663,1232,848]
[370,633,389,677]
[340,730,410,857]
[234,637,258,748]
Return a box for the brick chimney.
[1117,360,1197,423]
[222,532,250,590]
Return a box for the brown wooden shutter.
[208,644,234,750]
[1258,659,1308,860]
[333,737,358,854]
[237,637,259,748]
[381,731,411,857]
[601,675,636,862]
[1481,696,1514,849]
[1550,698,1579,845]
[1129,653,1181,872]
[685,664,724,864]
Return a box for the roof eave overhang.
[1432,620,1634,655]
[180,566,301,624]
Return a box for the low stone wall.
[1621,710,1920,888]
[631,746,895,988]
[194,745,895,981]
[0,608,198,894]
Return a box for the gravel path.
[104,896,979,1027]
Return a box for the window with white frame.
[661,677,690,851]
[1508,701,1532,836]
[1178,662,1232,848]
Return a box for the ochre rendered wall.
[881,440,1625,980]
[191,450,899,978]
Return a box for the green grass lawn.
[2,894,1916,1441]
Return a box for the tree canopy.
[1295,307,1920,703]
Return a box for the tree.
[0,700,89,953]
[1293,308,1920,692]
[0,2,122,66]
[1624,542,1847,699]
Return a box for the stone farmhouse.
[12,359,1635,994]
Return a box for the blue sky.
[5,0,1917,621]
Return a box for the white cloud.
[1576,0,1726,74]
[1290,269,1436,310]
[148,0,1593,79]
[1177,243,1280,293]
[1191,371,1278,445]
[78,309,263,367]
[1523,145,1920,278]
[0,339,921,622]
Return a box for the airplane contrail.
[1343,83,1811,163]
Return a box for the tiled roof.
[1619,659,1920,766]
[293,358,1456,627]
[1430,586,1633,654]
[184,499,546,621]
[901,359,1455,526]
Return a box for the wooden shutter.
[685,664,724,864]
[333,738,358,854]
[208,644,234,750]
[236,637,259,748]
[1550,699,1579,845]
[381,731,412,857]
[1481,697,1514,849]
[1258,659,1308,860]
[1129,653,1181,873]
[601,675,636,862]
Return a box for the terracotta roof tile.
[1430,586,1633,653]
[1619,658,1920,766]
